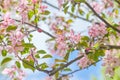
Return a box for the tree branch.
[42,1,92,23]
[0,14,55,38]
[17,55,50,74]
[57,60,100,80]
[49,54,84,76]
[14,19,55,38]
[84,2,120,33]
[100,45,120,49]
[49,44,120,76]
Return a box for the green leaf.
[22,59,35,72]
[37,50,46,54]
[64,48,74,60]
[6,25,17,32]
[15,61,21,68]
[78,9,84,15]
[42,54,52,58]
[45,38,55,42]
[38,62,48,70]
[34,17,39,23]
[66,19,73,24]
[64,6,69,14]
[55,59,66,63]
[28,10,34,19]
[74,0,85,2]
[63,1,68,8]
[1,57,12,65]
[2,50,7,57]
[93,43,100,50]
[22,43,34,48]
[71,5,75,12]
[21,48,29,55]
[63,68,72,71]
[42,10,50,15]
[35,54,40,58]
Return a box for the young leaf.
[42,54,52,58]
[6,25,17,32]
[37,50,46,54]
[15,61,21,68]
[1,57,12,65]
[2,49,7,57]
[64,6,69,14]
[42,10,50,15]
[22,43,34,48]
[22,59,35,72]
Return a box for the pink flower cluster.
[102,50,120,77]
[17,0,29,23]
[7,30,24,54]
[48,16,81,56]
[102,0,113,8]
[78,54,91,69]
[69,29,81,44]
[91,2,104,14]
[2,65,25,80]
[40,5,48,12]
[57,0,64,8]
[88,22,107,38]
[32,0,37,4]
[0,12,14,29]
[55,34,68,56]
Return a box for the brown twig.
[57,60,100,80]
[17,55,50,74]
[84,2,120,33]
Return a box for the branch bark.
[17,55,50,74]
[56,60,100,80]
[49,44,120,76]
[84,2,120,33]
[49,54,84,76]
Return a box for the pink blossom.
[102,50,120,77]
[45,76,53,80]
[2,68,15,78]
[3,0,11,9]
[1,12,14,28]
[102,0,113,8]
[91,2,104,14]
[78,55,90,68]
[15,30,24,41]
[32,0,37,4]
[57,0,64,8]
[69,29,81,44]
[2,65,25,80]
[88,22,107,37]
[40,5,47,12]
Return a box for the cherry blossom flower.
[57,0,64,8]
[32,0,37,4]
[102,0,113,8]
[78,54,91,69]
[88,22,107,37]
[40,5,48,12]
[1,12,14,28]
[91,2,104,14]
[2,65,25,80]
[69,29,81,44]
